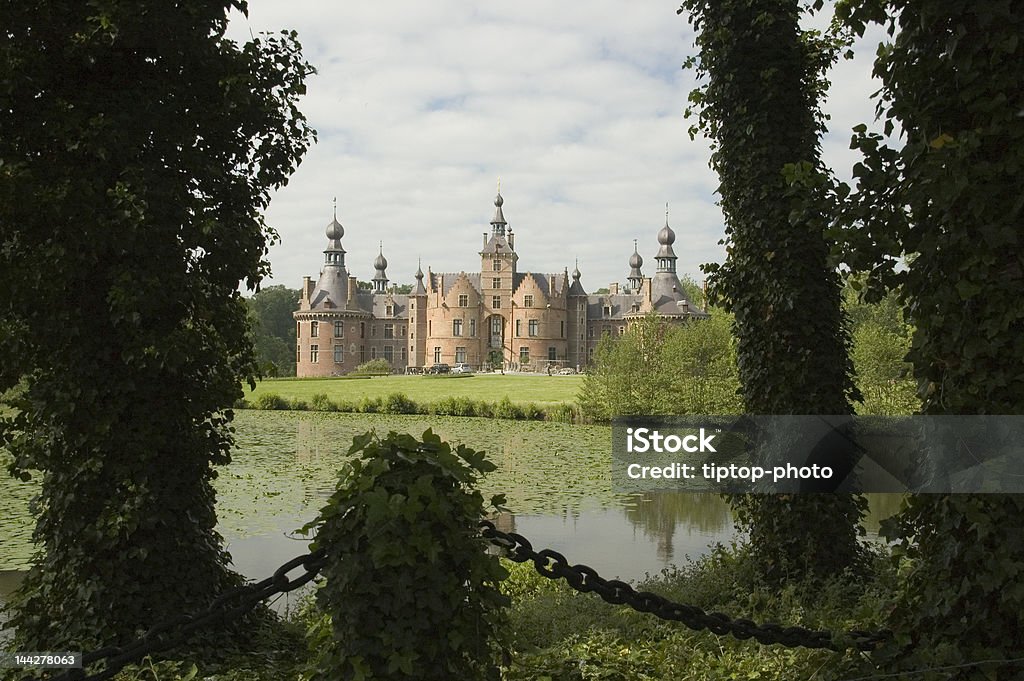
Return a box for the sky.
[226,2,888,294]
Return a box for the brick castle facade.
[294,190,707,376]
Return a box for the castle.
[294,190,707,376]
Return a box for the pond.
[1,411,904,624]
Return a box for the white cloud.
[229,1,885,294]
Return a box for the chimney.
[301,276,312,304]
[483,232,488,249]
[508,228,515,250]
[348,275,358,308]
[609,283,619,295]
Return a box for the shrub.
[381,392,417,415]
[351,358,392,376]
[303,430,508,680]
[545,403,577,424]
[492,397,522,420]
[357,396,382,413]
[309,393,337,412]
[253,393,289,410]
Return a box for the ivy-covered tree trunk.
[679,0,866,582]
[0,2,313,650]
[838,0,1024,673]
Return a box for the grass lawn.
[244,373,584,407]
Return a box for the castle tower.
[627,239,644,292]
[408,260,428,369]
[372,242,389,293]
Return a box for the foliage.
[351,358,393,376]
[0,1,314,650]
[245,285,301,377]
[578,312,742,421]
[834,0,1024,674]
[678,0,866,582]
[502,545,896,681]
[301,430,509,680]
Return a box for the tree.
[678,0,866,582]
[0,1,314,650]
[246,285,301,376]
[836,0,1024,673]
[577,312,742,421]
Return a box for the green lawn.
[244,373,584,407]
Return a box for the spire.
[568,257,586,296]
[324,200,346,267]
[628,238,644,291]
[656,206,677,274]
[372,240,389,293]
[490,180,506,235]
[413,257,426,295]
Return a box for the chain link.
[478,519,890,651]
[30,517,889,680]
[40,548,326,681]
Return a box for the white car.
[452,363,475,374]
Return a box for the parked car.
[557,367,577,375]
[428,363,450,374]
[452,363,474,374]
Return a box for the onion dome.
[374,246,388,271]
[629,242,643,269]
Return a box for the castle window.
[296,321,301,338]
[310,344,319,363]
[371,325,377,337]
[428,320,432,335]
[588,327,594,338]
[492,296,501,309]
[383,346,394,362]
[469,319,476,337]
[491,317,502,335]
[401,325,406,335]
[455,347,466,363]
[492,277,501,289]
[560,321,565,338]
[493,260,501,271]
[360,346,366,361]
[334,321,344,338]
[528,319,539,337]
[519,347,529,363]
[434,347,442,363]
[618,326,625,336]
[371,346,377,359]
[310,321,319,338]
[515,319,522,337]
[360,322,365,339]
[296,345,300,364]
[603,306,611,317]
[458,294,469,307]
[524,295,533,308]
[386,305,394,317]
[401,347,407,362]
[453,319,463,337]
[334,345,344,363]
[384,323,394,339]
[548,347,556,361]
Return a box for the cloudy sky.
[227,2,886,294]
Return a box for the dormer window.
[524,295,534,308]
[603,306,611,317]
[385,305,394,317]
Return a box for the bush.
[545,403,578,423]
[356,396,382,413]
[351,358,392,376]
[381,392,417,414]
[302,430,508,680]
[253,393,290,410]
[492,397,522,420]
[309,393,337,412]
